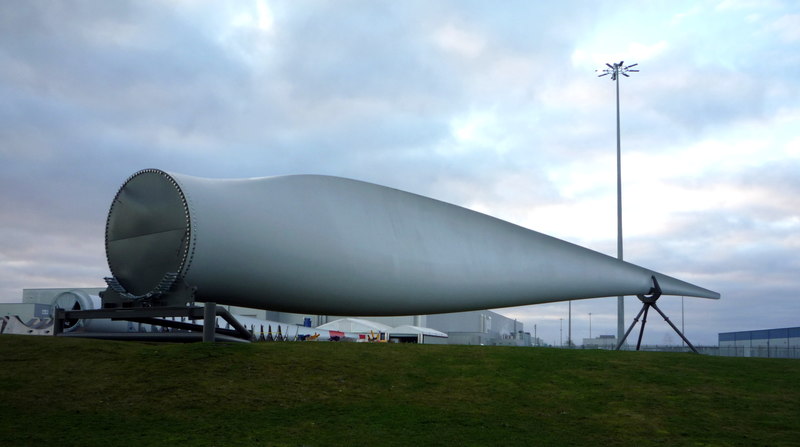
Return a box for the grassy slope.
[1,336,799,447]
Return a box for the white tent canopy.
[317,318,392,333]
[390,325,447,338]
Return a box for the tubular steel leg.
[615,303,648,350]
[650,302,699,354]
[203,302,216,342]
[53,307,64,336]
[216,307,254,341]
[635,305,651,351]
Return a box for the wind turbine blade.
[104,170,721,316]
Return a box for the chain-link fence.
[575,344,800,359]
[715,346,800,359]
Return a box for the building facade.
[719,327,800,359]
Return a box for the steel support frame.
[53,302,253,342]
[615,276,699,354]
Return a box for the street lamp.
[568,301,572,348]
[589,312,592,339]
[597,61,639,343]
[560,318,563,347]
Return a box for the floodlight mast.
[597,61,639,346]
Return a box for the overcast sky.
[2,0,798,346]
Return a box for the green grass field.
[1,335,799,446]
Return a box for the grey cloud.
[647,69,768,135]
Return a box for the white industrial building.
[582,335,618,349]
[2,287,532,346]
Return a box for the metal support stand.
[53,304,253,343]
[615,276,699,354]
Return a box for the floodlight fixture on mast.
[598,61,639,81]
[596,60,638,345]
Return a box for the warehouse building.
[719,327,800,359]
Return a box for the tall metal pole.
[615,68,624,345]
[589,312,592,339]
[568,301,572,347]
[597,61,639,346]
